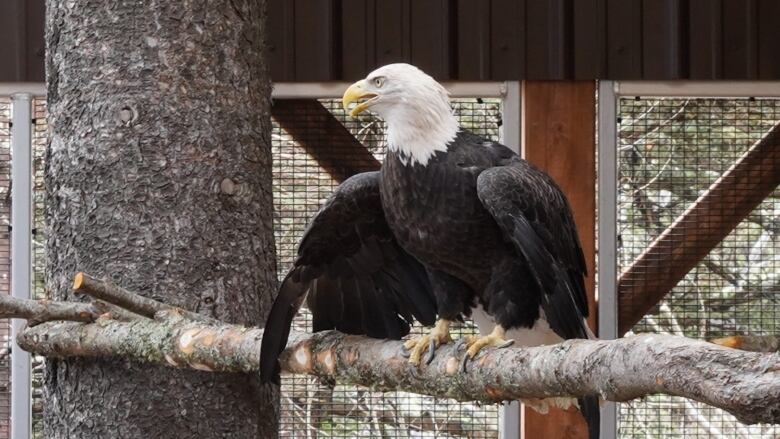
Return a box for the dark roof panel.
[0,0,45,82]
[721,0,758,80]
[642,0,684,79]
[572,0,606,79]
[757,0,780,79]
[688,0,723,79]
[489,0,526,79]
[606,0,643,79]
[4,0,780,82]
[456,0,491,80]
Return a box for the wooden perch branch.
[0,292,137,325]
[73,272,214,323]
[4,274,779,425]
[618,123,780,334]
[0,293,102,325]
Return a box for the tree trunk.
[44,1,277,437]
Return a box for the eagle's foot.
[460,325,514,372]
[402,319,452,366]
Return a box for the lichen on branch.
[5,273,780,426]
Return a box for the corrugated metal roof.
[3,0,780,82]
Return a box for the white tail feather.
[470,306,592,414]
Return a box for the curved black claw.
[424,339,437,365]
[460,353,470,373]
[496,339,515,349]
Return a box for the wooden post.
[520,81,597,439]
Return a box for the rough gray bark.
[0,293,138,324]
[0,293,101,324]
[45,1,277,437]
[15,310,780,426]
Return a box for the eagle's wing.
[476,160,590,340]
[260,171,437,383]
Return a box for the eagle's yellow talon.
[464,325,513,359]
[404,319,452,366]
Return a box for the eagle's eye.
[373,76,385,88]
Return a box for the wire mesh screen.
[31,99,47,438]
[0,98,11,439]
[616,97,780,438]
[272,98,503,438]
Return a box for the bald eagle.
[260,63,599,438]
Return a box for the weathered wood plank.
[456,0,491,80]
[722,0,758,79]
[757,0,780,79]
[688,0,723,79]
[526,0,571,79]
[606,0,643,78]
[490,0,526,79]
[267,0,295,81]
[642,0,684,79]
[409,0,453,79]
[572,0,606,79]
[294,0,336,80]
[375,0,410,66]
[341,0,376,80]
[521,80,597,439]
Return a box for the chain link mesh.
[15,93,776,438]
[4,96,505,438]
[0,98,47,439]
[0,98,11,439]
[616,97,780,438]
[31,99,47,438]
[273,98,503,438]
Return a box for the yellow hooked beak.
[342,79,378,118]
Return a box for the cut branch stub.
[73,272,215,323]
[0,293,102,325]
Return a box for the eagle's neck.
[385,103,459,166]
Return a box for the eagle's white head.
[342,63,459,166]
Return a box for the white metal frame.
[2,84,43,439]
[8,92,36,439]
[272,81,509,100]
[597,81,618,439]
[616,81,780,98]
[0,84,45,97]
[498,82,521,439]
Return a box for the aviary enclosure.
[1,0,779,438]
[0,87,777,438]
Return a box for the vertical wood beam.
[520,81,597,439]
